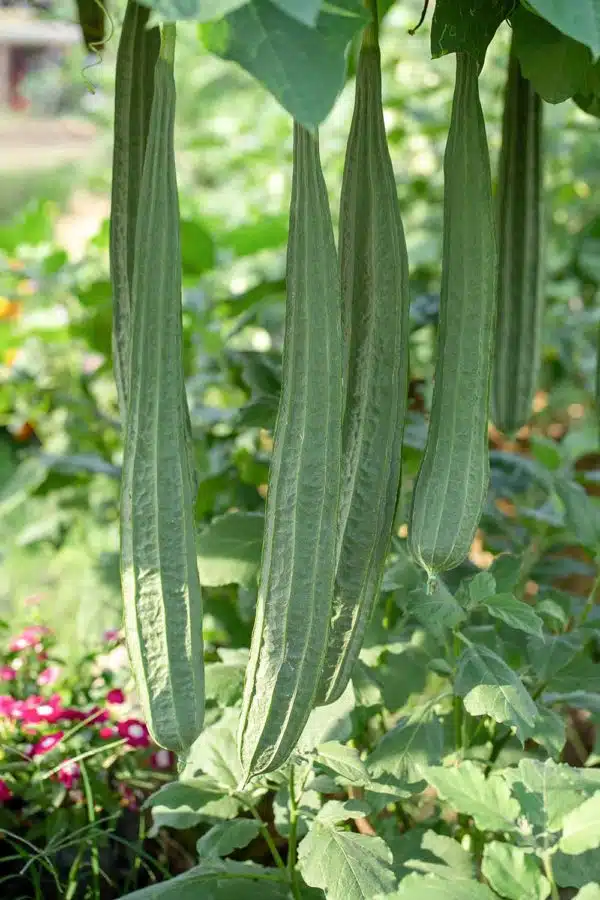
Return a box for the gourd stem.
[161,23,176,64]
[363,0,378,48]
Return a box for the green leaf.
[546,656,600,695]
[367,713,444,790]
[201,0,367,128]
[271,0,321,26]
[527,634,580,683]
[205,662,246,707]
[553,474,600,549]
[393,872,498,900]
[180,218,216,276]
[145,775,239,831]
[430,0,515,67]
[298,822,396,900]
[457,571,496,611]
[554,850,600,889]
[406,582,466,630]
[512,5,593,103]
[406,831,474,881]
[313,742,370,785]
[298,682,355,752]
[0,456,48,518]
[425,762,520,832]
[530,705,566,758]
[509,759,593,834]
[197,819,262,857]
[224,215,289,256]
[560,792,600,855]
[316,799,372,824]
[197,512,264,587]
[118,859,289,899]
[481,594,544,638]
[182,709,244,789]
[527,0,600,59]
[574,885,600,900]
[455,644,538,740]
[488,554,522,594]
[481,842,550,900]
[138,0,248,21]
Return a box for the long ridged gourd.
[237,123,343,780]
[409,52,498,576]
[316,22,410,706]
[492,42,543,435]
[110,0,159,419]
[120,25,204,753]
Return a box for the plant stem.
[542,852,559,900]
[287,767,302,900]
[237,794,286,871]
[578,569,600,625]
[161,23,176,64]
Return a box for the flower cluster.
[0,618,175,816]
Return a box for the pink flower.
[98,725,117,739]
[103,628,121,643]
[9,634,35,652]
[0,665,16,681]
[0,695,14,717]
[20,694,63,724]
[106,688,125,705]
[56,761,80,789]
[0,779,12,802]
[23,625,50,638]
[150,749,174,770]
[37,666,61,687]
[31,731,64,756]
[118,783,139,810]
[117,719,150,748]
[87,706,108,724]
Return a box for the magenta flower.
[31,731,64,756]
[58,708,87,723]
[98,725,117,739]
[150,749,174,770]
[0,665,16,681]
[0,779,12,802]
[0,695,14,717]
[117,719,150,748]
[56,761,80,789]
[103,628,121,643]
[87,706,109,724]
[9,633,36,652]
[106,688,125,705]
[37,666,61,687]
[19,694,63,725]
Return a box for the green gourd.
[316,20,410,705]
[110,0,159,419]
[120,25,204,753]
[492,42,544,436]
[237,123,343,780]
[409,52,498,576]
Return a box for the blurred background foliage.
[0,0,599,655]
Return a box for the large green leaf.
[508,759,596,834]
[138,0,248,21]
[425,762,520,832]
[405,831,475,882]
[430,0,515,67]
[197,511,264,587]
[118,860,289,899]
[512,5,593,103]
[197,819,262,858]
[481,842,550,900]
[481,593,543,638]
[367,714,444,790]
[272,0,321,25]
[201,0,367,127]
[393,873,497,900]
[560,793,600,855]
[454,644,537,740]
[527,0,600,59]
[298,823,396,900]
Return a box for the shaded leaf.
[527,0,600,59]
[118,859,289,899]
[482,593,544,638]
[197,512,264,587]
[393,872,498,899]
[455,644,537,740]
[406,831,474,881]
[313,742,370,785]
[431,0,515,67]
[316,800,371,824]
[367,714,444,790]
[197,819,262,858]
